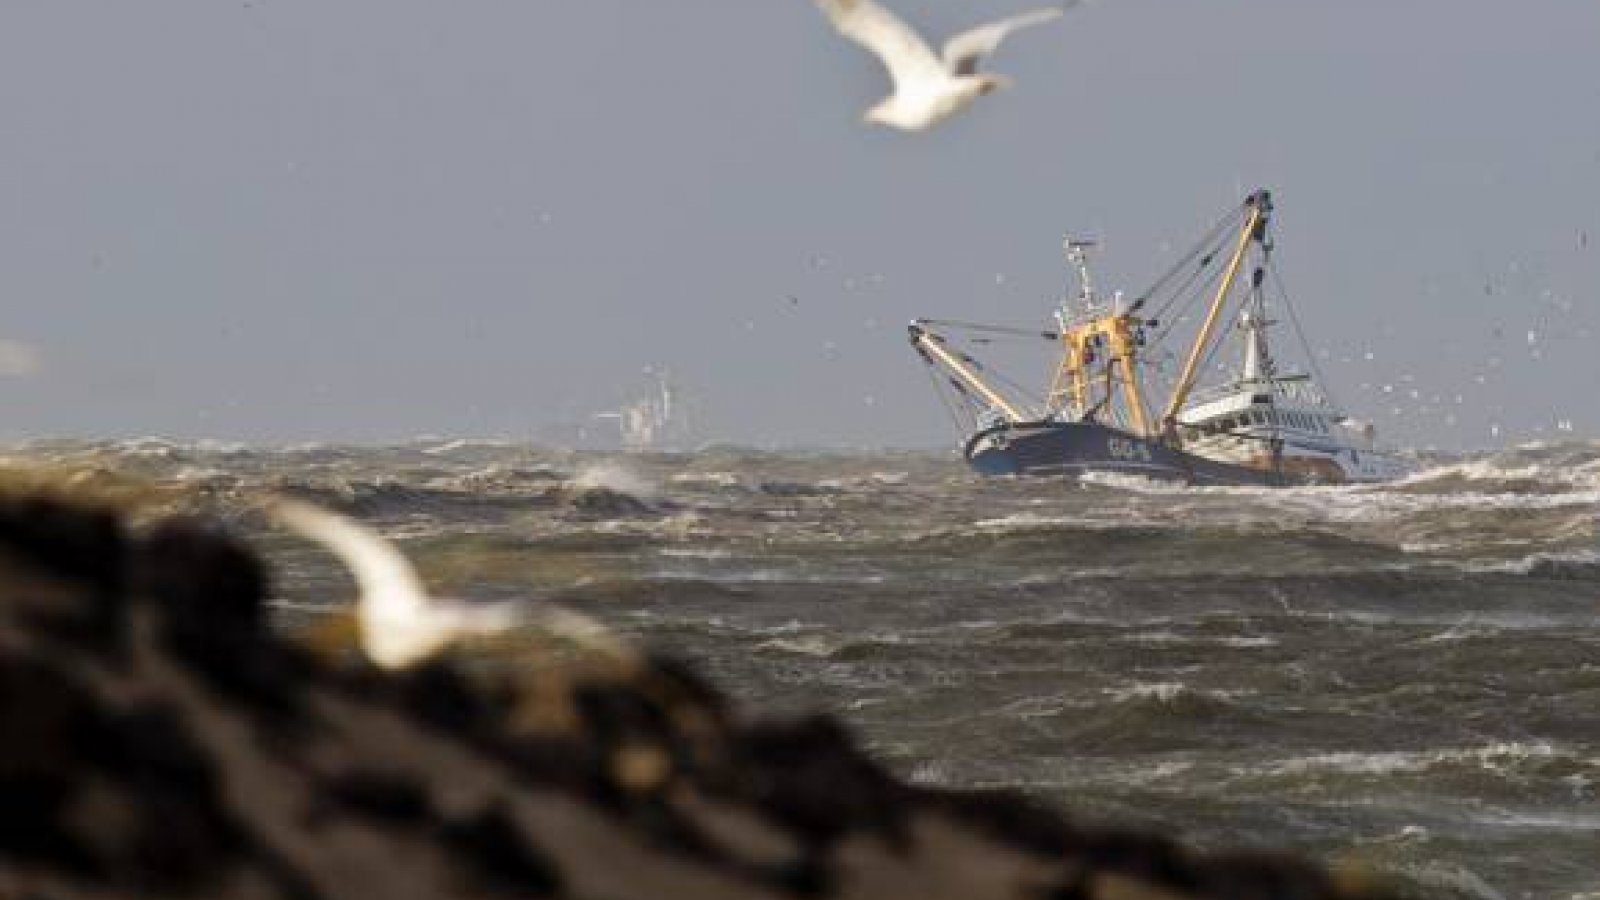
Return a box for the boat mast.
[1047,239,1100,418]
[1159,190,1272,439]
[1045,240,1154,436]
[1239,268,1276,384]
[1065,239,1100,318]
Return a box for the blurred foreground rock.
[0,491,1404,900]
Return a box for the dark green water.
[11,438,1597,899]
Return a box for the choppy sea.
[9,437,1598,899]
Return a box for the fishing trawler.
[910,191,1412,486]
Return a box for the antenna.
[1062,237,1101,321]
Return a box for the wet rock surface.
[0,492,1407,900]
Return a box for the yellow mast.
[1049,314,1152,436]
[1046,341,1094,419]
[1159,194,1268,435]
[1116,342,1151,436]
[911,327,1028,423]
[1046,346,1078,415]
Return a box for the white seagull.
[268,498,628,670]
[816,0,1074,131]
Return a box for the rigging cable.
[951,342,1046,412]
[918,347,978,435]
[1143,214,1243,326]
[1267,256,1344,413]
[1130,202,1248,316]
[1147,246,1231,349]
[1190,272,1245,392]
[915,319,1059,340]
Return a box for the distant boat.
[593,369,695,452]
[910,190,1412,486]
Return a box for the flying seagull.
[816,0,1074,131]
[268,498,628,670]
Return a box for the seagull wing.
[817,0,946,92]
[942,5,1071,76]
[269,499,430,619]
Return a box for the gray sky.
[2,0,1597,449]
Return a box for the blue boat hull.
[963,421,1314,487]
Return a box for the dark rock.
[0,496,124,594]
[0,657,103,878]
[924,788,1083,857]
[436,806,563,897]
[313,771,432,825]
[736,715,911,849]
[132,519,309,716]
[76,705,251,893]
[388,658,513,737]
[0,496,125,649]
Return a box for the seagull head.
[969,73,1013,97]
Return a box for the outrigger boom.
[911,327,1029,424]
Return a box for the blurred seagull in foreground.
[269,498,629,670]
[816,0,1074,131]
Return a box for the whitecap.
[571,461,658,500]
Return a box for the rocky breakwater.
[0,489,1406,900]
